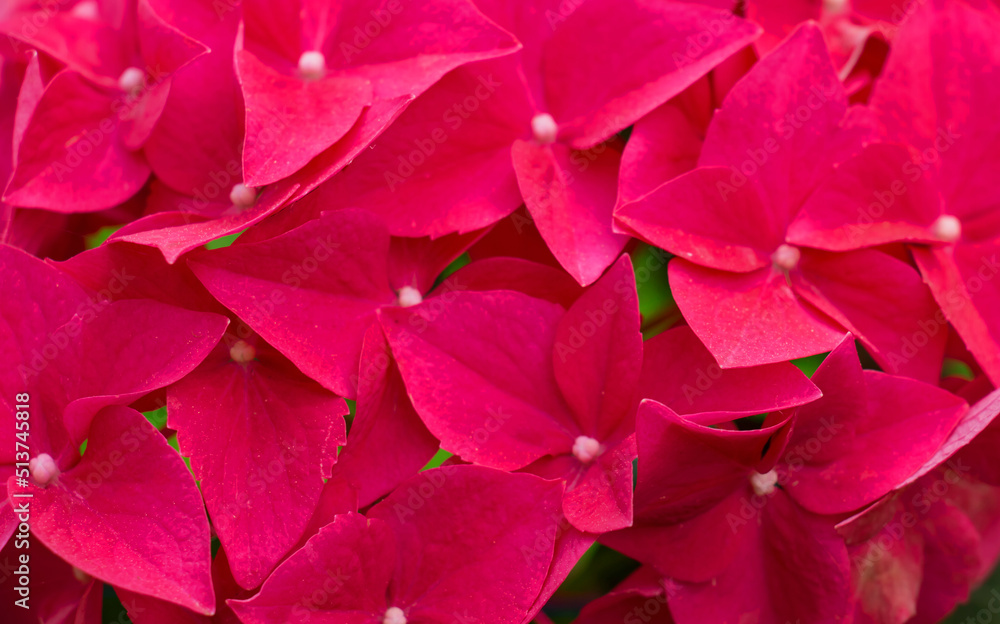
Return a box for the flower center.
[230,340,257,363]
[71,1,99,19]
[229,183,257,209]
[397,286,423,308]
[531,113,558,145]
[73,567,93,583]
[932,215,961,243]
[298,51,327,81]
[118,67,145,95]
[822,0,849,15]
[572,436,602,464]
[750,469,779,496]
[772,244,800,272]
[29,453,60,486]
[383,607,407,624]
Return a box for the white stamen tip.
[29,453,60,486]
[750,470,779,496]
[531,113,559,145]
[932,215,962,243]
[772,244,801,272]
[822,0,849,15]
[118,67,145,95]
[71,1,100,19]
[572,436,602,464]
[397,286,423,308]
[72,567,93,583]
[230,340,257,364]
[298,51,327,81]
[384,607,407,624]
[229,183,257,209]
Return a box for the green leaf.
[421,448,453,470]
[205,230,245,250]
[84,225,123,250]
[431,252,471,291]
[792,352,829,378]
[942,358,975,381]
[143,406,168,430]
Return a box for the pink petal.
[438,256,585,309]
[301,59,528,238]
[909,482,983,624]
[787,143,943,251]
[794,247,947,383]
[188,210,395,398]
[0,535,102,624]
[53,240,222,312]
[512,138,626,285]
[62,298,230,442]
[168,337,348,589]
[143,1,244,195]
[21,406,214,614]
[615,166,783,273]
[698,23,859,224]
[899,388,1000,490]
[602,401,791,582]
[638,325,821,425]
[870,0,1000,225]
[849,520,924,624]
[229,511,396,623]
[0,246,228,455]
[559,437,635,533]
[367,466,564,623]
[119,0,212,148]
[575,567,673,624]
[387,229,484,294]
[782,336,968,515]
[912,244,1000,387]
[544,0,761,148]
[236,42,371,187]
[668,492,852,624]
[554,255,641,439]
[380,290,575,469]
[617,73,719,204]
[122,97,407,263]
[5,68,150,211]
[117,547,247,624]
[670,259,845,368]
[330,325,438,508]
[328,0,521,100]
[522,525,597,624]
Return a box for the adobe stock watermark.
[726,414,846,533]
[716,76,842,201]
[543,0,585,29]
[845,125,961,247]
[672,11,744,70]
[15,268,136,381]
[176,103,297,224]
[5,0,80,55]
[520,510,574,567]
[852,457,971,574]
[50,63,168,184]
[340,0,404,62]
[391,462,461,523]
[884,253,1000,374]
[384,73,502,192]
[553,246,668,363]
[870,0,932,37]
[289,565,352,618]
[234,234,342,327]
[348,275,470,395]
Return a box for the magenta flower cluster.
[2,0,1000,623]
